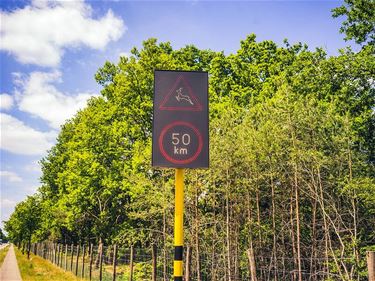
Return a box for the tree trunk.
[195,186,201,281]
[27,237,31,259]
[271,177,277,280]
[75,244,80,276]
[226,192,232,281]
[310,193,317,281]
[290,188,297,281]
[185,245,191,281]
[82,244,86,278]
[95,238,102,268]
[294,170,302,281]
[247,245,257,281]
[163,208,167,281]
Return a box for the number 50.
[172,133,191,145]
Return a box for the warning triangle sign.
[159,75,203,111]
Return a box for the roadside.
[0,244,10,267]
[0,244,22,281]
[14,247,82,281]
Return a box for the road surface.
[0,244,22,281]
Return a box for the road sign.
[152,70,209,168]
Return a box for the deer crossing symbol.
[175,87,194,105]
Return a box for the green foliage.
[4,196,41,245]
[5,30,374,280]
[0,228,7,242]
[332,0,375,45]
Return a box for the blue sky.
[0,0,356,230]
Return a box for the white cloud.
[0,1,126,67]
[0,94,14,111]
[0,113,56,155]
[0,198,17,208]
[0,171,23,182]
[14,70,96,129]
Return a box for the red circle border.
[158,121,203,165]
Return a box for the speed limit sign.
[152,70,209,168]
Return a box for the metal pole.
[174,168,184,281]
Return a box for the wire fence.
[29,242,372,281]
[31,242,173,281]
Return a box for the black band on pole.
[174,246,183,261]
[174,277,183,281]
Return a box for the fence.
[30,242,171,281]
[29,242,374,281]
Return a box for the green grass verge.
[0,245,10,267]
[14,247,82,281]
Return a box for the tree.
[332,0,375,45]
[5,33,374,280]
[4,195,41,258]
[0,228,7,242]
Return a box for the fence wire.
[30,242,366,281]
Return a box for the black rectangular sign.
[152,70,209,168]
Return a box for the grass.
[14,247,83,281]
[0,245,10,267]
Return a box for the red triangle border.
[159,75,203,111]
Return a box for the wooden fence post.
[56,243,59,264]
[368,251,375,281]
[57,244,61,266]
[112,244,118,281]
[82,244,86,278]
[75,244,80,276]
[55,243,60,265]
[59,244,62,266]
[70,243,74,271]
[59,243,63,266]
[130,245,134,281]
[64,244,68,270]
[152,244,157,281]
[54,243,57,264]
[89,244,93,281]
[99,242,103,281]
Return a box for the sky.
[0,0,357,230]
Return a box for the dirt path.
[0,244,22,281]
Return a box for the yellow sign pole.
[174,168,184,281]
